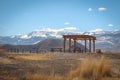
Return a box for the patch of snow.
[112,30,120,34]
[98,36,111,41]
[33,40,41,44]
[10,35,15,38]
[96,41,114,45]
[89,29,105,34]
[19,34,31,39]
[28,27,77,38]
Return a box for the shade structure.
[63,35,96,53]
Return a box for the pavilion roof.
[63,35,96,40]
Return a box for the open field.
[0,51,120,80]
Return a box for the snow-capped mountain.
[0,27,78,45]
[84,29,120,52]
[0,28,120,52]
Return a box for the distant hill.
[34,38,87,51]
[0,38,86,53]
[34,38,63,50]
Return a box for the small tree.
[96,49,102,53]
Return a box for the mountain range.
[0,28,120,52]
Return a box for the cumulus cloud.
[98,7,107,11]
[88,8,93,11]
[64,22,70,25]
[108,24,114,27]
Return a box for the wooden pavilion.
[63,35,96,53]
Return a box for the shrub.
[104,50,112,54]
[0,49,7,57]
[96,49,102,53]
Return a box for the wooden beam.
[63,35,96,40]
[69,38,71,52]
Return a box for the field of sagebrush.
[0,51,120,80]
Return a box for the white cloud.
[64,22,70,25]
[89,29,104,32]
[63,27,77,31]
[88,8,93,11]
[98,7,107,11]
[108,24,114,27]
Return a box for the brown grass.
[0,58,12,64]
[69,56,112,80]
[3,76,19,80]
[0,50,12,64]
[13,53,53,60]
[0,49,8,57]
[23,72,66,80]
[0,52,120,80]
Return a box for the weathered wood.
[69,38,71,52]
[63,35,96,53]
[63,35,96,40]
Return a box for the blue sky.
[0,0,120,36]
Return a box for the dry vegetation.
[0,50,120,80]
[69,56,112,80]
[23,73,66,80]
[12,53,53,60]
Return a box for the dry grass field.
[0,50,120,80]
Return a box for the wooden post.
[89,39,91,53]
[84,39,87,53]
[93,40,95,53]
[69,38,71,52]
[63,38,66,52]
[74,39,76,53]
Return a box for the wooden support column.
[93,40,95,53]
[74,39,76,53]
[84,39,87,53]
[63,38,66,52]
[69,38,71,52]
[89,39,91,53]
